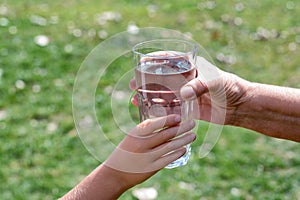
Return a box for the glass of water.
[132,39,197,168]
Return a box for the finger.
[153,132,196,156]
[148,120,195,148]
[160,120,195,140]
[129,78,136,90]
[131,114,181,137]
[153,147,186,170]
[129,79,138,106]
[180,78,208,100]
[131,93,138,107]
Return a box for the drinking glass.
[132,39,197,168]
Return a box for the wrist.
[98,164,132,195]
[222,72,259,127]
[229,81,261,128]
[61,164,130,200]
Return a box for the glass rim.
[132,39,198,58]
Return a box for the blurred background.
[1,0,300,199]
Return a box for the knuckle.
[139,119,152,129]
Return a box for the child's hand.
[104,114,196,189]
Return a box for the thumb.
[180,78,208,101]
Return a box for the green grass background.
[1,0,300,199]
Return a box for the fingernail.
[191,133,196,141]
[174,115,181,123]
[190,120,195,127]
[180,86,195,100]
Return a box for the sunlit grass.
[1,0,300,199]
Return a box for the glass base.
[165,145,191,169]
